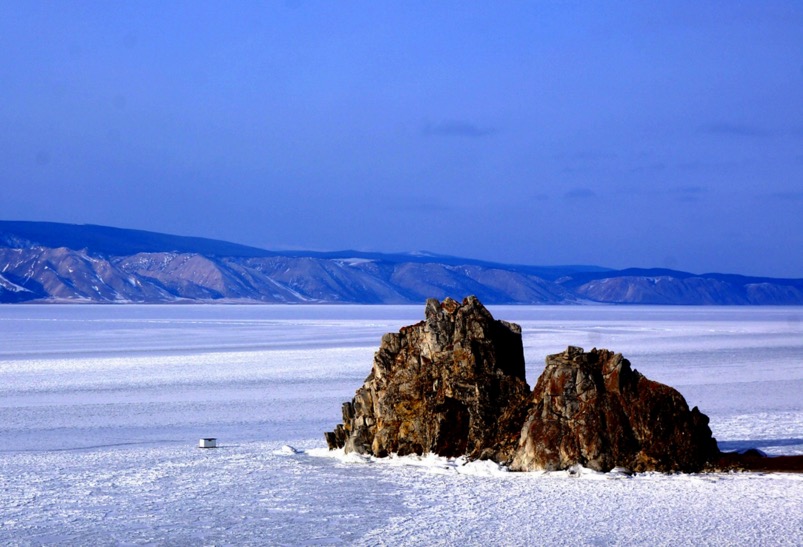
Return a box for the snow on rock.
[275,444,301,455]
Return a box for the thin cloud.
[390,200,455,213]
[671,185,705,194]
[699,122,769,137]
[563,188,597,200]
[629,162,667,174]
[766,191,803,201]
[555,150,620,174]
[423,120,495,138]
[551,150,619,161]
[671,185,706,203]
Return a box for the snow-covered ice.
[1,304,802,545]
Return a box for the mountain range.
[1,221,801,305]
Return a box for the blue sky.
[1,2,801,276]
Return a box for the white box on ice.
[199,438,217,448]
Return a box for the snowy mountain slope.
[562,269,803,305]
[0,271,34,302]
[0,220,276,258]
[0,247,175,302]
[0,222,801,304]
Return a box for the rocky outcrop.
[511,346,719,472]
[326,299,730,472]
[325,296,531,463]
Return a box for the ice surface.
[1,304,802,545]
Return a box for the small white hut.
[199,437,217,448]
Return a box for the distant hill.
[0,221,604,280]
[0,220,277,258]
[1,221,801,305]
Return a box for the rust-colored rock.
[510,346,719,472]
[325,296,531,463]
[325,299,731,473]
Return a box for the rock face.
[326,299,722,473]
[325,296,531,463]
[511,346,719,472]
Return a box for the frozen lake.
[1,304,802,545]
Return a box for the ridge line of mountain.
[0,220,607,279]
[1,221,801,305]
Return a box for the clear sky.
[1,2,801,277]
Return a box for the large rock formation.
[511,346,719,472]
[326,298,723,473]
[325,296,531,463]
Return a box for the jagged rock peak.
[511,346,720,472]
[325,296,531,463]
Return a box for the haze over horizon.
[1,2,801,277]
